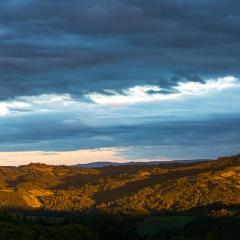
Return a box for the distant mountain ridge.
[75,159,209,168]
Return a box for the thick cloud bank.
[0,0,240,162]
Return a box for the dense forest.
[0,208,240,240]
[0,154,239,239]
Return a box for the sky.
[0,0,240,165]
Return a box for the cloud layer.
[0,0,240,99]
[88,76,240,105]
[0,1,240,163]
[0,76,239,162]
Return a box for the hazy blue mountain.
[75,159,209,168]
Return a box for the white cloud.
[0,76,239,117]
[176,76,239,95]
[87,76,240,105]
[0,101,31,116]
[0,94,75,116]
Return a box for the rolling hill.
[0,154,239,215]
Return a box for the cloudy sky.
[0,0,240,165]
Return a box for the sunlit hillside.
[0,154,239,215]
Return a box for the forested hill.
[0,154,239,215]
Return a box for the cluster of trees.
[141,217,240,240]
[40,189,96,211]
[0,211,99,240]
[0,208,240,240]
[0,210,141,240]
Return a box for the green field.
[137,215,193,237]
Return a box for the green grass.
[137,215,193,237]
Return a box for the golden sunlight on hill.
[0,154,239,215]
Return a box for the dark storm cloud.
[0,0,240,99]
